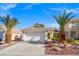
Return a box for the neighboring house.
[65,19,79,39]
[22,27,56,43]
[11,28,22,41]
[0,25,5,42]
[0,25,22,43]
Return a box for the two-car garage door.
[22,32,45,43]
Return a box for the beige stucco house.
[22,27,56,43]
[0,24,56,43]
[65,19,79,39]
[11,28,22,40]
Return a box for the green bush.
[52,33,58,42]
[66,37,75,44]
[75,40,79,44]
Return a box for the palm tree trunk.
[59,27,67,47]
[5,31,12,43]
[59,30,65,43]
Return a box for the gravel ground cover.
[45,43,79,55]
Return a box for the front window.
[69,23,77,28]
[65,31,68,37]
[69,23,74,28]
[76,23,79,28]
[71,31,76,38]
[72,23,76,28]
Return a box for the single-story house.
[0,25,57,43]
[22,27,56,43]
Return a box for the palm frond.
[62,10,66,19]
[0,16,5,24]
[65,12,73,20]
[53,15,61,25]
[8,18,19,31]
[65,15,75,25]
[0,14,19,31]
[53,10,75,28]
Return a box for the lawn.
[75,40,79,44]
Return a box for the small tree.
[0,15,19,43]
[33,23,45,28]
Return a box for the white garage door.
[22,32,45,42]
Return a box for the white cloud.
[67,8,79,13]
[49,8,64,11]
[42,7,66,15]
[0,3,17,17]
[23,3,40,10]
[49,7,79,14]
[0,3,17,10]
[42,7,79,16]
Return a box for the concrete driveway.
[0,41,45,56]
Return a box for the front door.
[47,33,50,39]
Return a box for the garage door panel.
[23,32,45,42]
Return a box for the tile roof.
[22,27,56,32]
[69,19,79,23]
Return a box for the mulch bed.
[0,41,21,50]
[45,43,79,55]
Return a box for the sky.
[0,3,79,29]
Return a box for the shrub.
[66,37,75,44]
[52,33,58,42]
[75,40,79,44]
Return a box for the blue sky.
[0,3,79,29]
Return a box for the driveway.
[0,41,45,56]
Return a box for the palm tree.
[53,10,75,46]
[0,15,19,43]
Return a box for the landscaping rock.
[1,44,9,46]
[45,43,79,55]
[67,44,72,47]
[52,46,61,51]
[77,46,79,49]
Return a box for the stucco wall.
[75,31,79,39]
[11,34,22,40]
